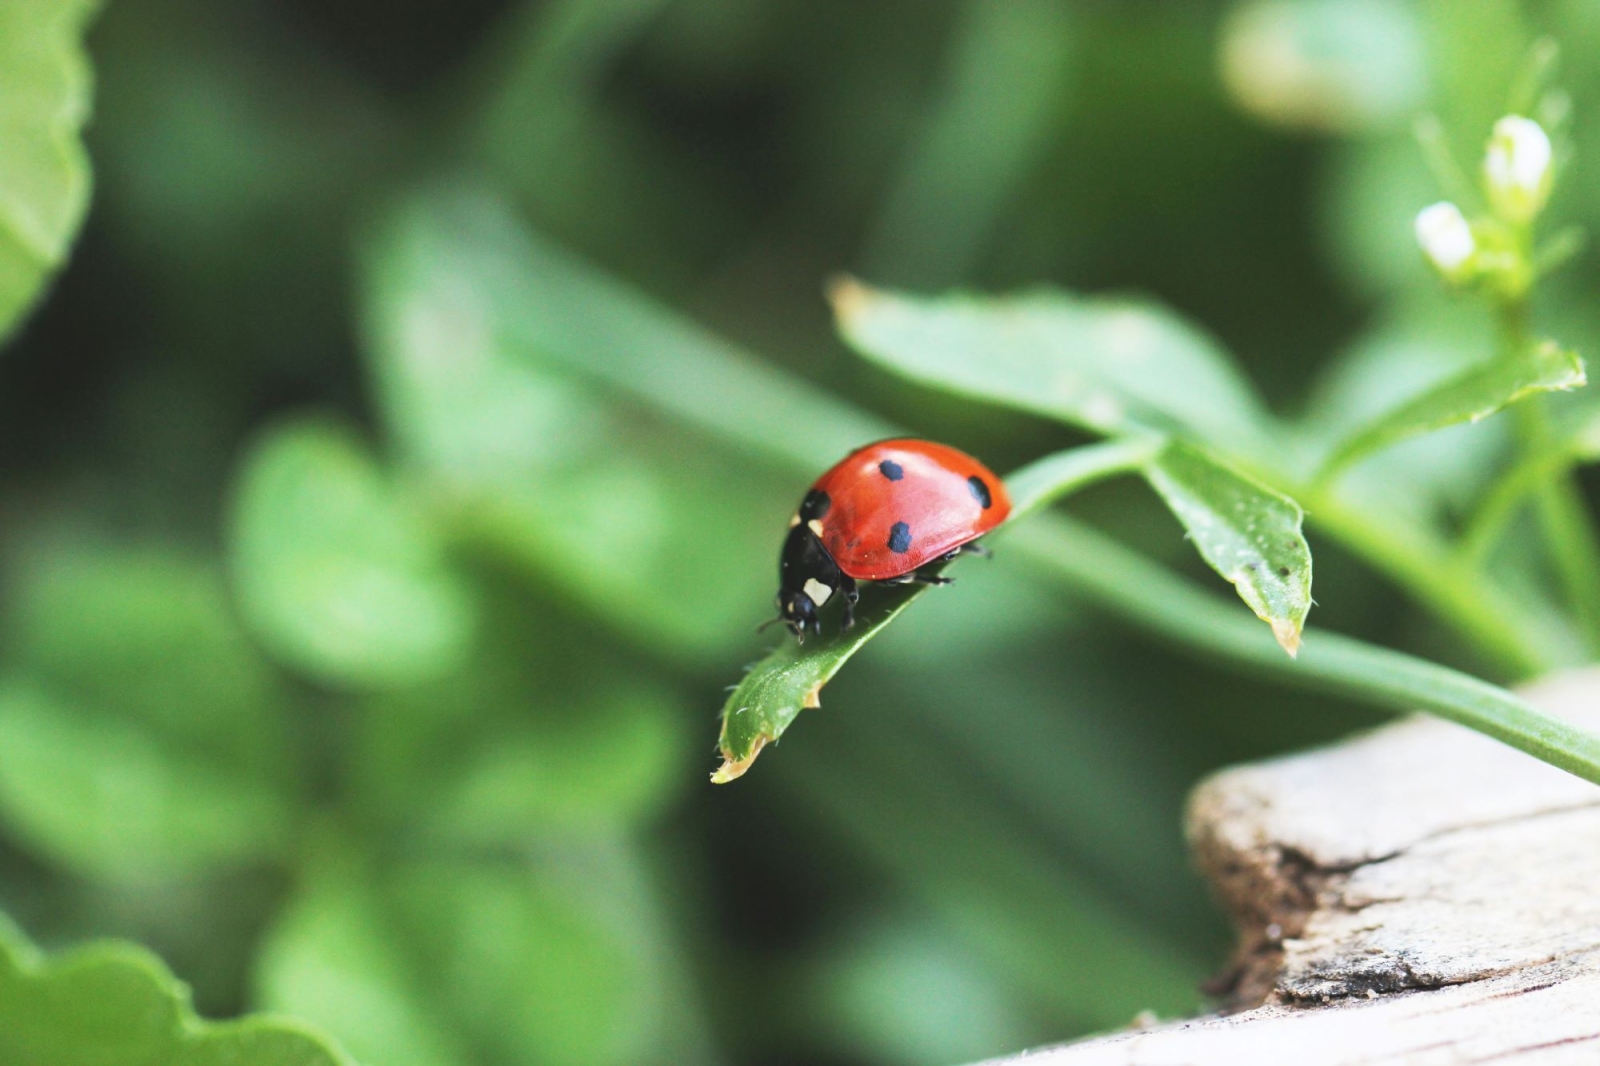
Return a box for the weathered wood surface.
[984,668,1600,1065]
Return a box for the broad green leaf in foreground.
[1142,440,1313,656]
[829,276,1273,457]
[1318,340,1587,479]
[0,0,98,344]
[229,417,479,689]
[713,438,1162,782]
[0,914,354,1066]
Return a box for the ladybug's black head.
[772,517,841,644]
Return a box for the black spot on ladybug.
[878,459,904,481]
[800,489,831,520]
[967,476,992,509]
[888,521,912,553]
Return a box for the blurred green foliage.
[0,0,96,343]
[0,915,352,1065]
[5,0,1600,1064]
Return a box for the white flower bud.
[1484,115,1553,224]
[1414,201,1476,281]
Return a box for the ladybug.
[771,439,1011,642]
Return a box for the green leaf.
[1298,307,1506,522]
[0,684,294,879]
[0,913,354,1066]
[228,417,479,689]
[1143,440,1313,656]
[1319,340,1587,479]
[0,0,98,344]
[829,277,1273,457]
[714,439,1161,782]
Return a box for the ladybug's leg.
[839,576,860,634]
[886,569,953,587]
[960,542,992,558]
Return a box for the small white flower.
[1414,201,1476,281]
[1484,115,1553,224]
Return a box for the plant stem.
[1498,294,1600,653]
[1009,515,1600,786]
[1004,436,1166,517]
[1459,443,1575,566]
[1295,487,1565,679]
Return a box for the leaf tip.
[711,736,769,784]
[802,681,823,710]
[825,274,873,327]
[1272,618,1303,658]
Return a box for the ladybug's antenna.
[757,614,806,642]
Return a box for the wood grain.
[981,669,1600,1064]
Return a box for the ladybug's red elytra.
[771,439,1012,641]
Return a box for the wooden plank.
[982,669,1600,1064]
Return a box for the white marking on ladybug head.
[803,578,833,607]
[788,513,801,528]
[807,519,825,537]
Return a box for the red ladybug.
[772,439,1011,641]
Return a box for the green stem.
[1004,436,1166,516]
[1009,515,1600,786]
[1295,487,1563,679]
[1459,443,1575,566]
[1534,470,1600,649]
[1499,294,1600,652]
